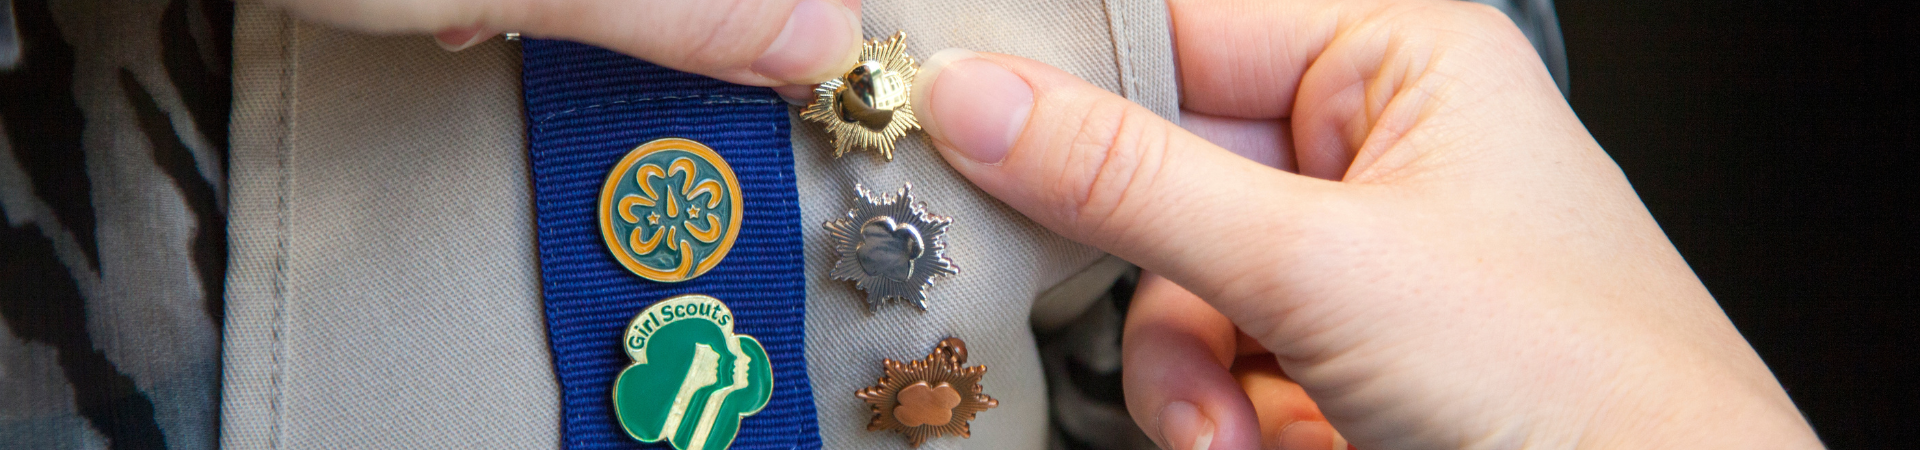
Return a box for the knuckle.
[1052,97,1174,249]
[1451,1,1512,25]
[1435,2,1535,50]
[1373,1,1521,42]
[1363,1,1542,90]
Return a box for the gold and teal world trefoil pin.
[599,138,743,282]
[803,31,921,161]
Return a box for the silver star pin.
[824,183,957,311]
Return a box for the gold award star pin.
[802,31,920,161]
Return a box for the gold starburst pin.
[802,31,920,161]
[857,338,998,447]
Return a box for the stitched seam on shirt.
[268,12,296,450]
[531,95,783,133]
[1105,0,1134,102]
[1126,1,1142,105]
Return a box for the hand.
[910,0,1824,448]
[266,0,864,96]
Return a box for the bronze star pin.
[856,337,998,447]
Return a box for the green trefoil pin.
[612,294,773,450]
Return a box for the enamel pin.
[802,31,920,161]
[600,138,743,282]
[612,294,773,450]
[824,183,957,311]
[857,338,998,447]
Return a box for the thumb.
[912,49,1338,303]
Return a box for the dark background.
[1557,0,1916,446]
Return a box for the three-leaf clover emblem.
[599,138,743,282]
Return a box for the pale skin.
[278,0,1824,448]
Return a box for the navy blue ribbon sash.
[523,39,821,450]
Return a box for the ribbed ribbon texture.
[523,39,821,450]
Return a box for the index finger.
[269,0,864,86]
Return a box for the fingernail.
[773,84,816,106]
[752,0,862,84]
[1159,401,1217,450]
[433,26,492,52]
[913,48,1033,165]
[1276,421,1342,450]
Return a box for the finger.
[1123,272,1261,450]
[1235,329,1266,356]
[1167,0,1524,118]
[268,0,863,86]
[911,49,1344,306]
[1168,0,1557,180]
[1232,355,1350,450]
[1179,111,1296,172]
[772,84,816,105]
[1167,0,1341,119]
[432,25,494,52]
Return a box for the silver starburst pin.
[825,183,957,311]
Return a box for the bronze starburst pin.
[856,338,998,447]
[802,31,920,161]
